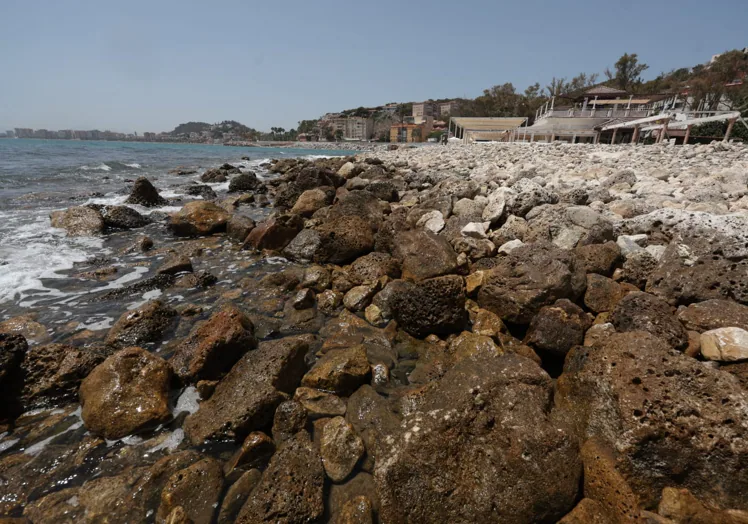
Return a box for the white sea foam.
[175,386,200,415]
[80,163,112,171]
[147,429,184,453]
[124,163,141,168]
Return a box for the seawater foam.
[0,211,106,304]
[80,163,112,172]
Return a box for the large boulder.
[79,346,172,439]
[314,215,375,264]
[237,432,325,523]
[157,457,224,523]
[646,234,748,306]
[169,201,230,237]
[244,213,304,251]
[19,343,113,409]
[524,299,593,356]
[375,354,581,523]
[125,177,167,207]
[524,204,613,250]
[105,300,177,348]
[677,299,748,333]
[291,188,334,217]
[274,166,343,208]
[391,229,458,281]
[169,304,257,383]
[610,291,688,349]
[506,178,556,217]
[555,331,748,510]
[326,190,386,230]
[477,242,586,325]
[347,252,401,285]
[50,206,105,236]
[227,214,256,243]
[0,333,27,387]
[386,275,467,337]
[228,171,263,192]
[184,335,310,444]
[101,205,149,230]
[301,345,371,396]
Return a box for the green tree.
[297,120,317,134]
[605,53,649,91]
[334,129,344,141]
[411,127,422,142]
[545,77,567,97]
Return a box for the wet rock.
[157,254,193,275]
[236,432,324,524]
[294,387,346,419]
[347,252,400,285]
[184,335,310,444]
[80,346,172,439]
[375,354,581,523]
[19,343,113,409]
[334,496,373,524]
[125,176,167,207]
[272,400,308,443]
[201,168,228,182]
[50,206,105,236]
[343,284,379,312]
[321,416,365,482]
[300,265,332,292]
[0,333,27,386]
[227,214,256,243]
[302,345,371,395]
[157,457,224,524]
[584,273,626,313]
[575,241,622,277]
[700,327,748,361]
[228,171,262,192]
[105,299,177,348]
[225,431,276,474]
[477,241,586,324]
[392,229,458,281]
[291,188,333,217]
[282,228,322,261]
[326,190,385,230]
[524,299,593,356]
[318,289,344,314]
[290,288,316,310]
[447,330,503,363]
[169,201,230,237]
[558,498,611,523]
[173,270,217,289]
[677,299,748,332]
[102,205,149,229]
[127,235,155,253]
[170,304,257,383]
[555,332,748,510]
[387,275,467,337]
[314,215,375,264]
[328,473,382,523]
[185,183,217,199]
[245,213,304,251]
[217,469,262,524]
[610,292,688,349]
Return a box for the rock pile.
[7,142,748,522]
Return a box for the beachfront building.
[448,117,528,143]
[390,117,435,143]
[324,116,373,141]
[412,101,459,124]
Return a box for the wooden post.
[550,133,555,143]
[724,118,737,142]
[683,125,692,145]
[631,126,639,144]
[594,131,600,144]
[659,120,669,144]
[611,128,618,144]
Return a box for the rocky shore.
[2,141,748,523]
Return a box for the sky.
[1,0,746,133]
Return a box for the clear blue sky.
[1,0,746,133]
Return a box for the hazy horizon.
[1,0,746,133]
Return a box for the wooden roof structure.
[450,117,528,143]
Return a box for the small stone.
[416,210,445,234]
[320,417,365,483]
[616,234,647,257]
[497,239,524,254]
[583,323,616,348]
[701,327,748,362]
[364,304,388,327]
[217,469,262,524]
[157,458,224,524]
[157,254,193,275]
[294,387,346,419]
[125,177,167,207]
[301,266,332,292]
[471,308,506,338]
[343,284,379,312]
[461,221,490,239]
[371,363,389,387]
[318,289,344,314]
[225,431,276,475]
[272,400,308,443]
[291,288,316,310]
[465,271,485,294]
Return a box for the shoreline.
[2,141,748,521]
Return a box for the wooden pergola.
[599,111,745,144]
[449,117,528,143]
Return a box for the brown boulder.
[375,354,581,523]
[320,417,365,482]
[227,214,256,243]
[245,213,304,251]
[217,470,262,524]
[157,254,193,275]
[184,335,310,444]
[314,215,375,265]
[326,190,385,230]
[169,201,230,237]
[386,275,467,337]
[50,206,105,236]
[555,332,748,510]
[225,431,276,475]
[610,292,688,349]
[105,299,177,348]
[157,457,224,524]
[0,314,50,345]
[347,252,401,285]
[658,487,748,524]
[20,343,113,409]
[237,432,325,524]
[677,299,748,332]
[477,241,586,324]
[291,188,334,217]
[392,229,458,281]
[0,333,27,386]
[584,273,626,313]
[302,345,371,396]
[79,346,172,439]
[574,240,622,276]
[524,299,593,356]
[169,304,257,383]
